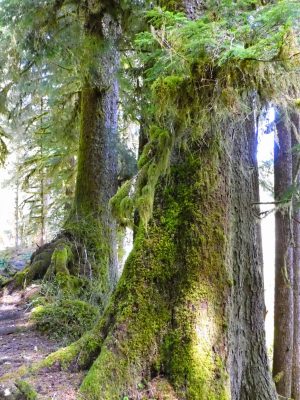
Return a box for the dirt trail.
[0,286,84,399]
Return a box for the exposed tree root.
[4,233,73,290]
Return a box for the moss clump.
[111,125,174,229]
[0,274,10,287]
[32,299,99,344]
[110,180,134,226]
[15,380,38,400]
[14,270,28,288]
[48,243,73,275]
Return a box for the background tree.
[273,109,294,397]
[292,113,300,400]
[0,0,125,307]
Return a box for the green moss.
[149,140,229,399]
[0,365,28,385]
[79,221,176,398]
[79,139,229,400]
[50,244,72,275]
[111,125,174,229]
[0,275,10,287]
[64,212,112,301]
[14,269,28,288]
[110,180,134,226]
[16,380,38,400]
[25,132,230,400]
[32,299,99,344]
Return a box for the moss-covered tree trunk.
[65,2,275,397]
[273,109,294,398]
[20,3,121,304]
[48,99,275,399]
[68,33,120,297]
[292,113,300,400]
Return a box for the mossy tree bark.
[17,2,121,305]
[273,109,294,398]
[41,99,276,399]
[292,113,300,400]
[70,2,274,398]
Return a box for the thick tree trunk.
[292,113,300,400]
[273,110,294,397]
[78,131,231,400]
[55,99,275,400]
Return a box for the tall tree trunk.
[292,113,300,400]
[273,109,294,397]
[14,168,20,249]
[70,5,120,298]
[22,4,120,304]
[228,97,276,399]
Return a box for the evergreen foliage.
[112,2,300,227]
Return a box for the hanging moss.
[110,180,134,226]
[111,125,174,228]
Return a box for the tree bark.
[227,98,276,400]
[292,113,300,400]
[20,3,120,305]
[50,96,275,400]
[273,109,294,398]
[71,5,120,299]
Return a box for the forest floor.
[0,285,84,399]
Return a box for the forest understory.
[0,283,83,400]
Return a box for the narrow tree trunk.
[39,99,46,247]
[273,109,294,397]
[22,5,120,304]
[292,113,300,400]
[63,6,121,299]
[15,171,20,249]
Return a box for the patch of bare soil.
[0,285,84,399]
